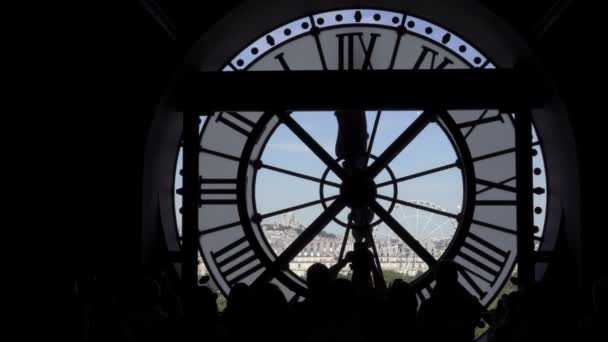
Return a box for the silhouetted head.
[307,263,330,293]
[227,283,251,311]
[330,278,355,307]
[351,245,374,273]
[193,286,218,319]
[435,260,458,286]
[255,283,287,316]
[388,279,416,304]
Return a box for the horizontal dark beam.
[179,69,543,112]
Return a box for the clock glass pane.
[171,8,549,311]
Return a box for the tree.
[383,270,406,286]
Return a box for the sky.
[176,111,463,242]
[256,111,462,240]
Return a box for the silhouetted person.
[417,260,481,342]
[328,278,356,322]
[307,263,331,301]
[350,243,378,292]
[190,286,219,341]
[127,277,172,342]
[486,294,509,342]
[346,244,385,342]
[384,279,417,342]
[291,263,333,342]
[251,283,288,342]
[325,278,362,342]
[488,291,524,342]
[224,283,253,342]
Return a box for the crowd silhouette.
[72,246,607,342]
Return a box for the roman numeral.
[199,147,240,162]
[477,177,544,195]
[388,18,405,69]
[308,16,329,70]
[336,32,381,70]
[476,200,517,206]
[457,111,505,130]
[200,178,237,205]
[472,147,516,163]
[455,233,511,299]
[419,285,433,299]
[472,143,539,165]
[211,237,263,287]
[274,53,291,70]
[289,294,301,304]
[216,111,255,136]
[476,176,516,195]
[416,283,435,307]
[199,220,241,236]
[412,45,454,70]
[471,219,515,235]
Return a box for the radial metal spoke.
[369,201,437,267]
[260,195,340,220]
[259,161,341,187]
[367,110,435,178]
[339,223,351,262]
[254,197,347,285]
[366,229,386,288]
[377,195,459,220]
[462,109,489,139]
[376,162,457,188]
[276,111,346,180]
[366,111,382,160]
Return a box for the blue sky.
[251,111,462,239]
[174,111,465,242]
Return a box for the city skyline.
[195,211,450,279]
[176,111,464,240]
[177,110,547,279]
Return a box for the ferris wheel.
[395,200,458,241]
[372,200,458,273]
[373,200,458,241]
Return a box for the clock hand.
[334,109,368,170]
[367,109,436,178]
[276,111,347,180]
[335,110,385,286]
[369,201,437,267]
[335,109,372,243]
[366,110,382,165]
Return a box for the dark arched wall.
[86,0,602,312]
[20,2,601,341]
[142,0,583,295]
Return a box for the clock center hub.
[340,173,377,209]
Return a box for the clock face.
[173,8,549,307]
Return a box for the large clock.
[143,0,579,316]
